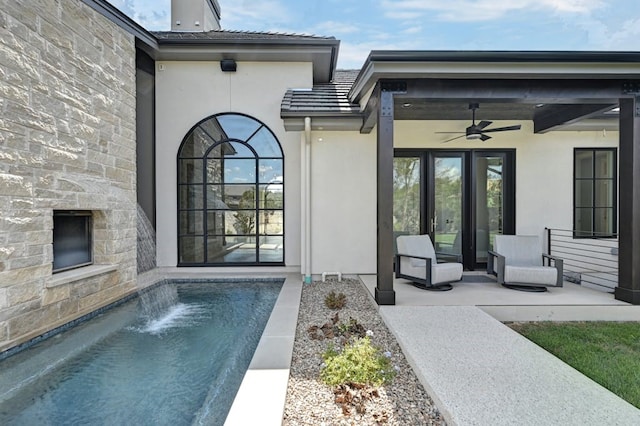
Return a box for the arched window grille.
[177,113,284,265]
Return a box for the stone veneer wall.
[0,0,137,352]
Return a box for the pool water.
[0,280,283,425]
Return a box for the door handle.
[431,215,438,232]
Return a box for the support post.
[375,81,405,305]
[615,96,640,304]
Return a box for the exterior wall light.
[220,59,237,72]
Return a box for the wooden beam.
[615,96,640,305]
[533,104,617,133]
[398,79,637,104]
[360,84,379,134]
[375,82,401,305]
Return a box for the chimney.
[171,0,221,32]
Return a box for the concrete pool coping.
[224,272,301,425]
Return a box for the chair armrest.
[396,253,433,285]
[543,254,564,287]
[435,251,463,263]
[487,250,505,284]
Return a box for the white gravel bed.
[283,278,446,425]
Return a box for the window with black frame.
[52,210,93,273]
[574,148,617,238]
[177,113,284,265]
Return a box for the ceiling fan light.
[466,133,482,140]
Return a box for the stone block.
[8,302,58,339]
[4,101,55,133]
[44,146,85,169]
[78,284,127,312]
[0,264,51,288]
[8,254,46,270]
[0,287,6,308]
[99,272,119,290]
[42,284,69,306]
[0,79,29,105]
[0,321,7,343]
[38,18,73,53]
[71,279,101,299]
[0,42,40,80]
[57,297,79,320]
[7,279,43,305]
[0,298,41,322]
[0,172,33,197]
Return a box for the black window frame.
[52,210,93,273]
[176,113,285,266]
[573,147,617,238]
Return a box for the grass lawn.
[509,322,640,409]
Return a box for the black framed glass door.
[393,149,515,270]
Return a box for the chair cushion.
[494,235,541,267]
[504,265,557,286]
[432,263,463,284]
[396,235,436,261]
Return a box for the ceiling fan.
[437,103,521,143]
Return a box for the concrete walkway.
[379,303,640,425]
[361,276,640,426]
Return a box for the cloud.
[109,0,170,30]
[576,16,640,50]
[313,21,360,35]
[380,0,606,22]
[403,26,423,35]
[337,37,426,69]
[218,0,293,30]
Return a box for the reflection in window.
[177,113,284,265]
[53,211,93,272]
[574,148,617,238]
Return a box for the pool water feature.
[0,280,283,425]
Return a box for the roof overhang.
[151,36,339,83]
[351,51,640,134]
[351,50,640,103]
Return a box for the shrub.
[324,290,347,310]
[320,336,396,387]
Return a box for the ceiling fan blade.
[441,134,467,143]
[482,124,522,133]
[480,134,492,141]
[476,120,492,130]
[434,131,465,134]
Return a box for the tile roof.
[153,30,335,42]
[281,70,361,117]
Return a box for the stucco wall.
[306,120,617,277]
[155,61,311,268]
[394,120,619,236]
[0,1,137,352]
[309,131,378,275]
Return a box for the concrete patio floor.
[360,273,640,322]
[360,273,640,425]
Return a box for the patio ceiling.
[360,77,630,134]
[392,100,619,132]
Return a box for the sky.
[110,0,640,69]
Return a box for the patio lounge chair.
[396,234,463,291]
[487,235,564,292]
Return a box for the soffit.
[152,31,340,83]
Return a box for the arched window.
[177,113,284,265]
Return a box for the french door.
[393,150,515,270]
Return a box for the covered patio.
[351,51,640,306]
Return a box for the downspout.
[303,117,312,283]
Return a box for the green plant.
[324,290,347,309]
[336,317,366,339]
[320,336,396,387]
